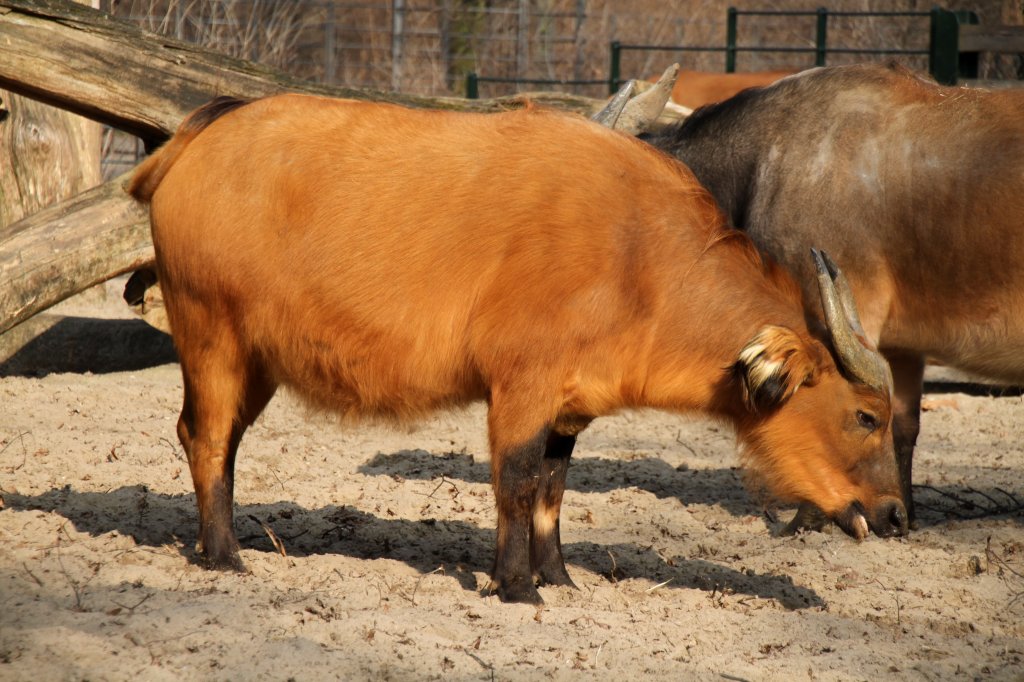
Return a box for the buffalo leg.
[486,388,556,604]
[173,308,276,570]
[530,433,577,588]
[888,352,924,526]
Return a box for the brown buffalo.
[645,61,1024,529]
[128,93,905,604]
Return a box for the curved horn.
[592,63,680,135]
[817,249,868,337]
[812,248,893,393]
[591,80,636,129]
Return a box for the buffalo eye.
[856,410,878,431]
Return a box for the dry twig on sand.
[247,514,287,557]
[406,566,444,605]
[55,524,101,612]
[1,431,30,471]
[984,537,1024,611]
[913,483,1024,520]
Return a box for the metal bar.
[472,76,605,85]
[732,10,824,17]
[730,46,927,55]
[726,7,737,72]
[609,40,621,94]
[815,7,828,67]
[728,46,818,53]
[816,11,929,18]
[732,9,928,17]
[821,47,929,55]
[929,7,960,85]
[614,44,728,52]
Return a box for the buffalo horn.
[591,80,635,129]
[812,248,893,393]
[591,63,680,135]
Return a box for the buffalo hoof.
[490,576,544,605]
[536,565,578,589]
[200,547,246,573]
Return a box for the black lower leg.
[896,439,917,526]
[531,433,576,587]
[196,475,244,569]
[889,353,924,527]
[491,429,548,604]
[199,373,272,570]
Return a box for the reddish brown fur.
[129,94,901,603]
[648,69,799,109]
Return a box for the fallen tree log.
[0,0,606,336]
[0,0,604,146]
[0,174,152,336]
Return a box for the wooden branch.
[0,0,604,144]
[960,24,1024,54]
[0,174,152,335]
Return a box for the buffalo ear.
[733,325,821,412]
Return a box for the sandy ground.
[1,281,1022,681]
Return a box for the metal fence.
[605,7,974,92]
[99,0,1021,176]
[101,0,705,176]
[466,7,993,100]
[104,0,1021,97]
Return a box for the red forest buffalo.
[128,93,906,604]
[649,69,799,109]
[645,61,1024,529]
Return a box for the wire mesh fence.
[99,0,1021,177]
[106,0,1023,97]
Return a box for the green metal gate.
[469,6,982,99]
[608,7,976,92]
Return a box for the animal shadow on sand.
[0,317,177,378]
[358,448,1024,531]
[5,485,823,610]
[360,448,761,517]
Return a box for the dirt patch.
[2,284,1022,680]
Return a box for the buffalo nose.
[878,499,909,537]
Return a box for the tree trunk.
[0,0,103,356]
[0,0,102,230]
[0,93,101,229]
[0,174,152,336]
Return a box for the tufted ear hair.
[733,325,822,412]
